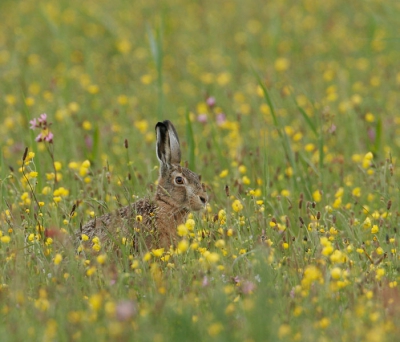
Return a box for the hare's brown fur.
[78,120,207,250]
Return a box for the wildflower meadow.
[1,0,400,341]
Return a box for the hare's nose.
[199,196,207,205]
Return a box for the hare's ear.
[156,122,170,167]
[164,120,181,164]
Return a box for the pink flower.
[202,276,209,287]
[44,132,54,143]
[35,133,43,142]
[216,113,226,126]
[197,114,208,123]
[242,281,256,295]
[116,301,137,321]
[38,113,47,124]
[206,96,216,107]
[29,118,38,129]
[30,114,54,143]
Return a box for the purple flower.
[242,281,256,295]
[206,96,216,107]
[38,113,47,124]
[116,301,137,321]
[197,114,208,123]
[216,113,226,126]
[233,275,240,284]
[44,131,54,143]
[30,114,54,143]
[368,128,376,142]
[35,133,43,142]
[85,135,93,150]
[202,276,209,287]
[29,118,38,129]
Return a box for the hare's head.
[155,120,207,212]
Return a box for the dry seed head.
[225,185,230,197]
[22,147,28,162]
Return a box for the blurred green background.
[1,0,400,341]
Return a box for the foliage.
[1,0,400,341]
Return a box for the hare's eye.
[175,176,184,184]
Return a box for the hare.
[78,120,208,250]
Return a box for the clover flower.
[29,113,54,143]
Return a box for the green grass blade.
[255,72,297,175]
[185,109,195,169]
[296,104,318,136]
[147,23,164,121]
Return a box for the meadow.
[1,0,400,341]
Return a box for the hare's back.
[78,199,157,243]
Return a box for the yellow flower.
[82,121,92,130]
[275,57,290,72]
[131,260,140,269]
[151,248,164,257]
[92,244,101,252]
[53,187,69,197]
[242,176,251,185]
[238,165,247,174]
[177,224,189,237]
[89,294,102,311]
[208,323,223,337]
[143,252,151,262]
[365,113,375,122]
[322,245,334,256]
[232,199,243,212]
[86,267,96,277]
[330,250,345,264]
[312,190,322,203]
[371,225,379,234]
[375,268,385,280]
[134,120,148,133]
[96,254,107,265]
[117,95,128,105]
[215,239,226,248]
[54,253,63,265]
[185,218,195,231]
[68,162,79,170]
[363,217,371,229]
[205,251,220,263]
[177,240,189,254]
[219,169,228,178]
[330,267,342,280]
[1,236,11,243]
[278,324,291,339]
[218,209,226,221]
[53,161,62,171]
[364,152,373,160]
[319,317,330,329]
[352,187,361,197]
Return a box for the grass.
[1,0,400,341]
